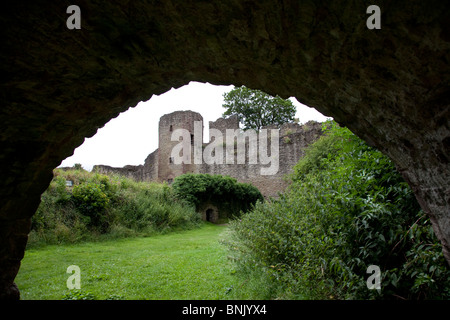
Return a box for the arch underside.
[0,1,449,298]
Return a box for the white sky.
[59,81,331,171]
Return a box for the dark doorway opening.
[206,209,213,222]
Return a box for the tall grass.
[29,169,201,247]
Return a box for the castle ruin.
[94,110,323,198]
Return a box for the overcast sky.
[59,82,331,171]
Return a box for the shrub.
[171,173,263,219]
[226,121,450,300]
[29,170,201,246]
[72,182,111,230]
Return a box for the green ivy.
[171,173,263,218]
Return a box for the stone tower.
[158,110,203,183]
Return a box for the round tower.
[158,110,203,183]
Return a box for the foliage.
[72,182,110,229]
[29,169,201,246]
[222,86,296,130]
[226,121,450,300]
[171,173,263,219]
[73,163,84,170]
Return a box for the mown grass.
[16,223,244,300]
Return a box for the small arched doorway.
[201,204,219,223]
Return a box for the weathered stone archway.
[1,1,449,298]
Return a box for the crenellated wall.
[95,111,323,198]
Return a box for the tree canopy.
[222,86,296,130]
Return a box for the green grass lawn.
[16,223,240,300]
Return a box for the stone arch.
[203,206,219,224]
[199,203,221,224]
[1,1,449,298]
[166,175,175,185]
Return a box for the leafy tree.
[222,86,296,130]
[73,163,84,170]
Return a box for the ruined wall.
[93,164,143,181]
[158,111,204,182]
[93,149,158,183]
[142,149,159,182]
[197,117,323,197]
[96,111,323,198]
[208,114,240,134]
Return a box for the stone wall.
[209,114,240,134]
[197,118,323,197]
[142,149,159,182]
[96,111,323,198]
[93,164,143,180]
[158,111,204,183]
[3,1,449,298]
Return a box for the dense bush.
[30,169,201,246]
[72,182,111,230]
[172,173,263,219]
[226,121,450,300]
